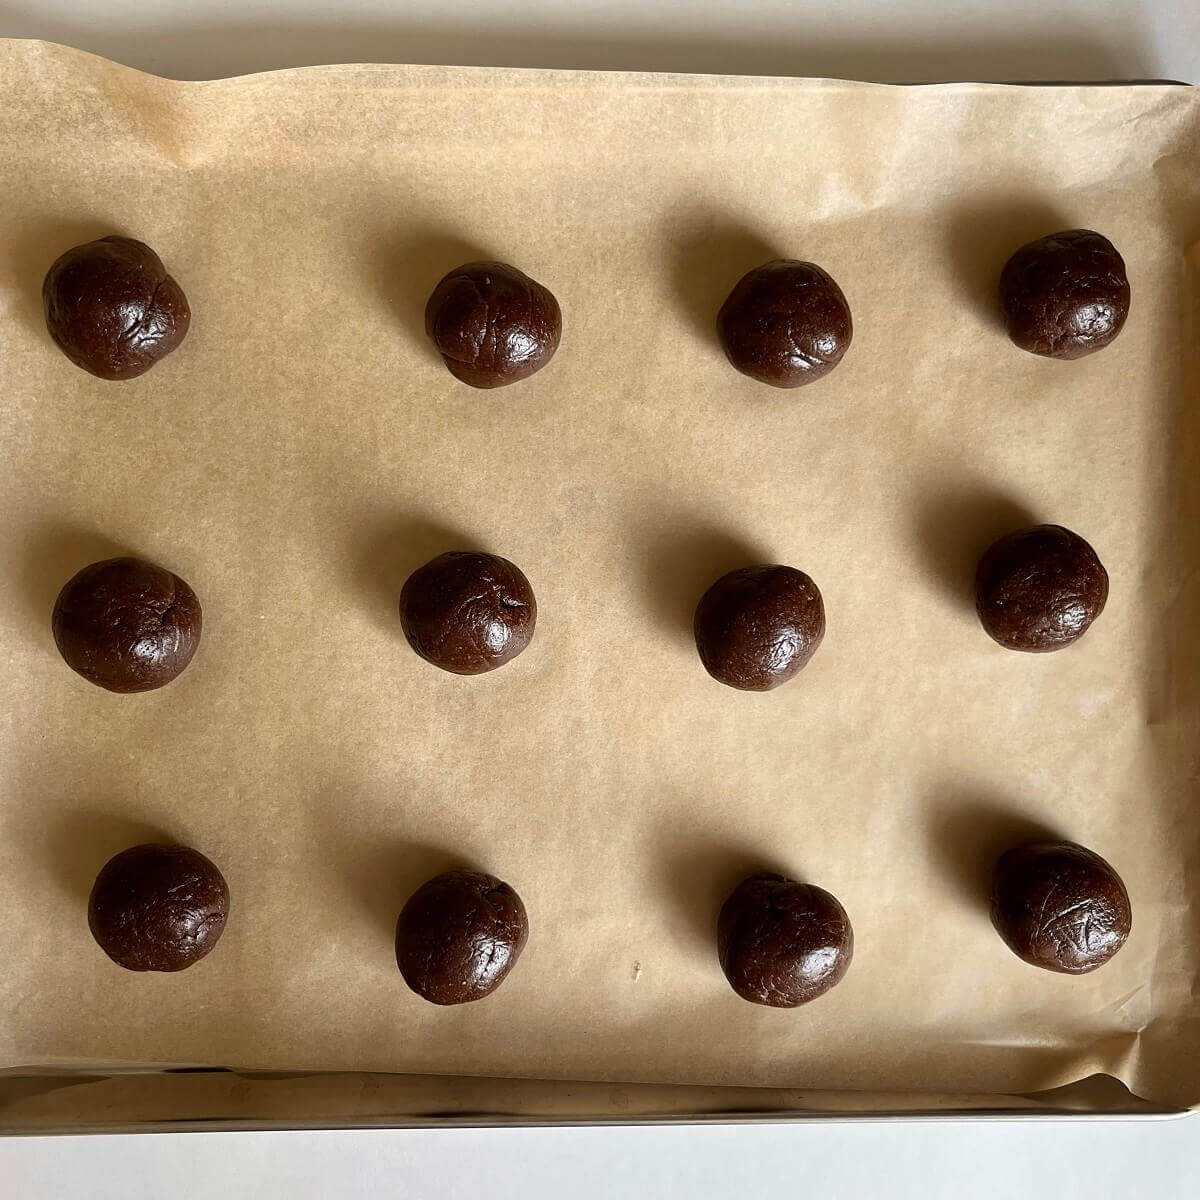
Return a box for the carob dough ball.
[998,229,1130,359]
[88,844,229,972]
[716,259,852,387]
[52,557,202,693]
[694,564,824,691]
[718,873,853,1007]
[991,841,1131,974]
[395,869,529,1005]
[425,260,561,388]
[975,525,1107,653]
[42,236,191,380]
[399,551,536,675]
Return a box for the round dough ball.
[425,261,561,388]
[88,843,229,972]
[975,525,1107,653]
[395,869,529,1005]
[694,564,825,691]
[998,229,1130,359]
[991,841,1131,973]
[718,873,853,1007]
[399,551,536,675]
[42,236,191,380]
[52,557,202,693]
[716,259,852,388]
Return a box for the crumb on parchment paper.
[633,961,642,981]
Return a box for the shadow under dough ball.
[52,556,202,693]
[42,236,191,380]
[998,229,1130,359]
[718,873,853,1007]
[395,869,529,1005]
[975,524,1107,652]
[88,844,229,972]
[694,564,824,691]
[425,260,561,388]
[716,259,852,387]
[399,551,536,675]
[991,841,1131,974]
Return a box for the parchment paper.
[0,39,1197,1108]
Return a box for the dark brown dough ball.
[52,557,202,693]
[88,844,229,972]
[42,236,191,380]
[991,841,1131,974]
[694,564,824,691]
[718,873,853,1007]
[975,525,1107,653]
[716,259,852,388]
[425,261,561,388]
[998,229,1130,360]
[399,551,535,675]
[395,869,529,1005]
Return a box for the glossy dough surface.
[717,873,854,1007]
[88,844,229,972]
[42,236,191,380]
[998,229,1130,359]
[399,551,536,675]
[425,260,561,388]
[991,841,1131,974]
[974,524,1108,652]
[716,259,852,387]
[395,869,529,1005]
[694,564,825,690]
[52,556,202,692]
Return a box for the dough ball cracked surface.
[718,873,853,1007]
[991,841,1131,974]
[975,525,1107,652]
[716,259,852,388]
[998,229,1129,359]
[52,556,202,693]
[395,869,529,1005]
[43,236,191,380]
[399,551,536,675]
[425,261,560,388]
[694,564,824,691]
[88,844,229,972]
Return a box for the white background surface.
[0,0,1197,81]
[2,1120,1200,1199]
[1,2,1198,1196]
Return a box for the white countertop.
[3,1118,1200,1198]
[1,2,1197,1196]
[0,0,1197,81]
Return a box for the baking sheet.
[0,39,1197,1110]
[0,1066,1168,1133]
